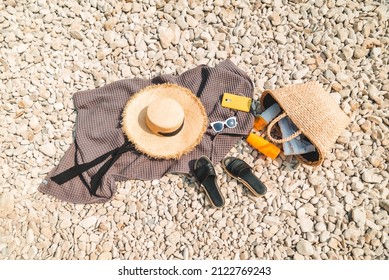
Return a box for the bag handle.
[267,112,302,144]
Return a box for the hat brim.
[122,84,208,159]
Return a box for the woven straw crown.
[122,84,208,159]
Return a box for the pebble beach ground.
[0,0,388,260]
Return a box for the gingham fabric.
[38,60,255,204]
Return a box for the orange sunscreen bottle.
[253,103,281,131]
[246,132,281,160]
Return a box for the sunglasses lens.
[226,118,236,128]
[212,122,224,132]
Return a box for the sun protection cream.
[246,132,280,160]
[253,103,281,131]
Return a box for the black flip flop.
[194,156,225,208]
[221,157,267,197]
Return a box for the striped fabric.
[38,60,255,204]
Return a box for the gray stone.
[167,231,180,245]
[60,219,72,229]
[296,208,305,219]
[342,45,354,60]
[379,200,389,212]
[205,13,218,24]
[351,181,364,192]
[336,72,353,87]
[352,208,366,225]
[327,238,338,250]
[292,68,309,80]
[368,156,381,168]
[69,30,84,40]
[308,174,324,186]
[343,229,360,241]
[98,252,112,260]
[275,33,287,45]
[13,146,28,156]
[41,227,53,238]
[79,216,97,229]
[170,24,181,45]
[354,46,367,59]
[362,170,382,183]
[320,231,330,242]
[269,12,282,26]
[337,28,348,42]
[239,37,252,50]
[324,70,336,81]
[186,15,198,28]
[213,210,223,220]
[176,16,188,30]
[367,84,383,105]
[263,216,280,226]
[158,26,174,48]
[0,192,15,217]
[28,246,38,259]
[103,31,116,44]
[39,143,56,157]
[53,103,64,110]
[216,51,228,59]
[315,222,326,232]
[300,218,314,233]
[296,240,314,256]
[114,39,128,48]
[352,248,364,258]
[370,47,382,57]
[26,229,34,245]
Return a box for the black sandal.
[194,156,225,208]
[221,157,267,197]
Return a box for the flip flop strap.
[227,159,250,177]
[194,162,215,184]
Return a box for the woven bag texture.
[261,81,350,166]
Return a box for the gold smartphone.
[221,93,252,112]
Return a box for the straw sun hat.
[122,84,208,159]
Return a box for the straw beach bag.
[260,81,350,166]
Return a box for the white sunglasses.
[210,116,237,132]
